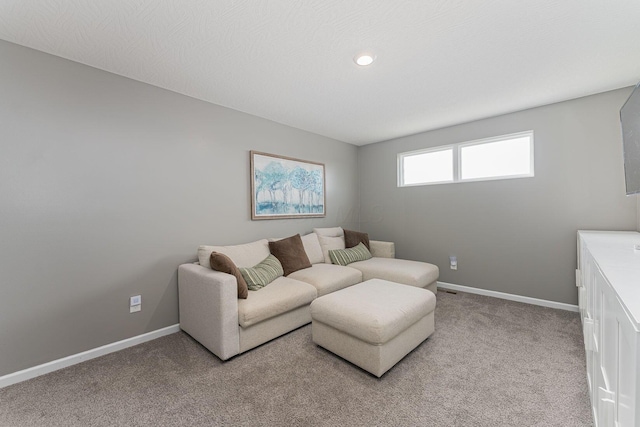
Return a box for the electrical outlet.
[449,256,458,270]
[130,295,141,313]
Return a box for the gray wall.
[0,40,359,377]
[1,37,636,378]
[359,88,637,305]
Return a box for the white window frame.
[396,145,455,187]
[397,144,458,187]
[397,131,534,187]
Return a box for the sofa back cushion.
[313,227,344,238]
[301,233,324,264]
[198,239,270,269]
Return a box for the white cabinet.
[577,231,640,427]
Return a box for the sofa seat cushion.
[237,277,317,328]
[349,257,439,288]
[288,264,362,297]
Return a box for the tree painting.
[251,151,325,219]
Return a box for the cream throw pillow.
[317,235,346,264]
[301,233,325,264]
[313,227,344,237]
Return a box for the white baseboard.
[0,285,578,388]
[437,281,579,312]
[0,324,180,389]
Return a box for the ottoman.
[310,279,436,377]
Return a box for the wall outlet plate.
[130,305,141,313]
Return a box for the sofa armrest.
[178,263,240,360]
[369,240,395,258]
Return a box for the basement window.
[397,131,534,187]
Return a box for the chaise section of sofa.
[178,228,439,361]
[349,258,439,294]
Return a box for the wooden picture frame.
[250,151,326,220]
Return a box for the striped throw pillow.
[239,254,284,291]
[329,242,372,266]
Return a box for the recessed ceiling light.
[354,54,375,66]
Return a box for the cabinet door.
[578,233,640,427]
[617,317,637,427]
[581,249,598,397]
[590,266,604,424]
[597,271,617,427]
[585,251,597,324]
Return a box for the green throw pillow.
[329,242,372,266]
[239,254,284,291]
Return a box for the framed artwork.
[250,151,326,220]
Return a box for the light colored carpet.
[0,291,592,426]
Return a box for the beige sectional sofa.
[178,227,439,361]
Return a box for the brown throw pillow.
[344,229,370,250]
[210,252,249,299]
[268,234,312,276]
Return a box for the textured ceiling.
[1,1,640,145]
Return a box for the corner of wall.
[356,148,362,230]
[637,195,640,232]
